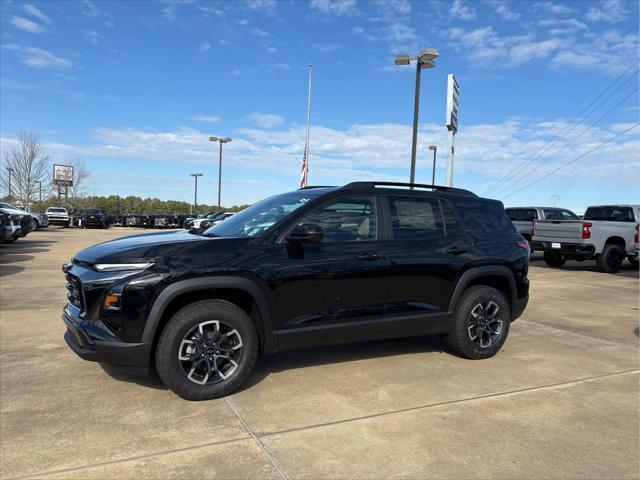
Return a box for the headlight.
[93,262,154,272]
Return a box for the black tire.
[596,244,624,273]
[156,299,258,401]
[543,251,566,268]
[447,286,511,360]
[629,257,639,269]
[33,219,40,230]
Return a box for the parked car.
[78,208,108,229]
[0,206,35,241]
[0,212,14,243]
[109,215,125,227]
[505,206,579,252]
[183,212,222,229]
[533,204,639,273]
[0,202,47,229]
[46,207,71,227]
[61,181,530,400]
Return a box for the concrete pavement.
[1,228,638,479]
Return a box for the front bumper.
[62,304,150,368]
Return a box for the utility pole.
[7,167,14,201]
[35,180,42,211]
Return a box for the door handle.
[356,253,380,261]
[447,246,467,255]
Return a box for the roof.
[300,182,477,197]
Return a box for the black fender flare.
[141,276,276,354]
[448,266,517,314]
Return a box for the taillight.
[635,223,639,243]
[531,221,535,237]
[517,241,529,250]
[582,222,592,240]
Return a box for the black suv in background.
[62,182,530,400]
[79,208,108,229]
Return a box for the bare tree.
[65,159,91,212]
[1,131,50,208]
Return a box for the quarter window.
[296,196,377,242]
[388,196,444,240]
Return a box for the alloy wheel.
[467,301,503,349]
[178,320,244,385]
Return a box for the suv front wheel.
[448,286,511,360]
[156,299,258,400]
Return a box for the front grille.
[66,275,84,311]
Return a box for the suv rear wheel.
[596,244,624,273]
[448,286,511,360]
[156,299,258,400]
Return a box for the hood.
[74,230,214,264]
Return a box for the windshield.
[47,208,66,213]
[83,209,101,214]
[203,192,314,238]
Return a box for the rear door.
[380,194,471,339]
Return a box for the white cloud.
[198,5,225,16]
[247,113,284,128]
[310,0,358,16]
[250,27,269,37]
[238,19,250,26]
[192,114,221,123]
[487,0,520,21]
[537,18,587,30]
[371,0,411,16]
[84,30,104,45]
[83,0,114,20]
[313,43,342,52]
[198,42,210,52]
[247,0,277,10]
[10,16,45,34]
[535,1,575,15]
[2,44,72,69]
[219,38,231,46]
[352,26,377,41]
[22,4,52,24]
[160,0,193,21]
[585,0,628,23]
[450,0,476,21]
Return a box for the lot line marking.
[225,397,288,480]
[7,436,250,480]
[258,369,639,438]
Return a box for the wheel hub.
[468,301,503,349]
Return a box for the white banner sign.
[53,164,74,186]
[446,74,460,133]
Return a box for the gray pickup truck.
[505,207,579,252]
[533,204,639,273]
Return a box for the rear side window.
[584,206,635,222]
[543,209,578,220]
[453,199,515,239]
[387,196,443,240]
[505,208,538,221]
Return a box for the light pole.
[7,167,14,201]
[208,136,232,208]
[394,48,438,187]
[428,146,437,185]
[35,180,42,211]
[190,173,203,215]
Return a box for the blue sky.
[1,0,638,212]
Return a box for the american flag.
[300,145,308,188]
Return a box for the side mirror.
[285,223,324,243]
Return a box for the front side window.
[388,196,443,240]
[294,196,377,242]
[203,192,314,238]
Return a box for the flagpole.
[303,63,312,187]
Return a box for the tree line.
[0,131,249,215]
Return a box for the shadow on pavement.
[0,265,26,277]
[0,254,35,264]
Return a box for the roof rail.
[298,185,336,190]
[342,181,476,196]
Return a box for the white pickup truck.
[533,204,639,273]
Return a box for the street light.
[190,173,203,215]
[35,180,42,212]
[208,136,232,208]
[394,48,439,187]
[428,145,437,185]
[7,167,14,201]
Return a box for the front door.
[273,195,390,349]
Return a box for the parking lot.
[1,227,638,479]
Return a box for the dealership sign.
[53,164,74,187]
[446,74,459,134]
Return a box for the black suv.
[62,182,529,400]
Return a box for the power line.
[496,85,639,198]
[482,65,639,196]
[501,122,639,201]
